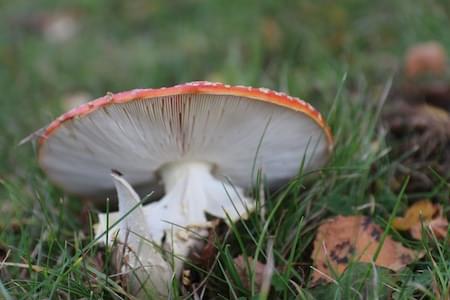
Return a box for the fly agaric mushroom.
[35,81,333,298]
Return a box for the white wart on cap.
[37,81,333,297]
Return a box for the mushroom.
[35,81,333,298]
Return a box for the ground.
[0,0,449,299]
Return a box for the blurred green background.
[1,0,449,172]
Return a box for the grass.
[1,0,449,299]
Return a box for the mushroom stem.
[146,161,253,242]
[95,162,254,298]
[146,161,254,273]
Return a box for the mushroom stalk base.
[95,161,254,298]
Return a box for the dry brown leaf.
[234,255,266,290]
[311,215,423,286]
[190,225,219,269]
[393,200,449,240]
[190,219,223,268]
[392,200,438,231]
[410,217,449,240]
[405,41,447,78]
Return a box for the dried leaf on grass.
[393,200,449,240]
[392,200,438,230]
[311,215,423,286]
[410,217,449,240]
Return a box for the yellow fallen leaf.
[392,200,438,231]
[392,200,448,240]
[311,215,423,286]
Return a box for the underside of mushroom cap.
[38,81,333,197]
